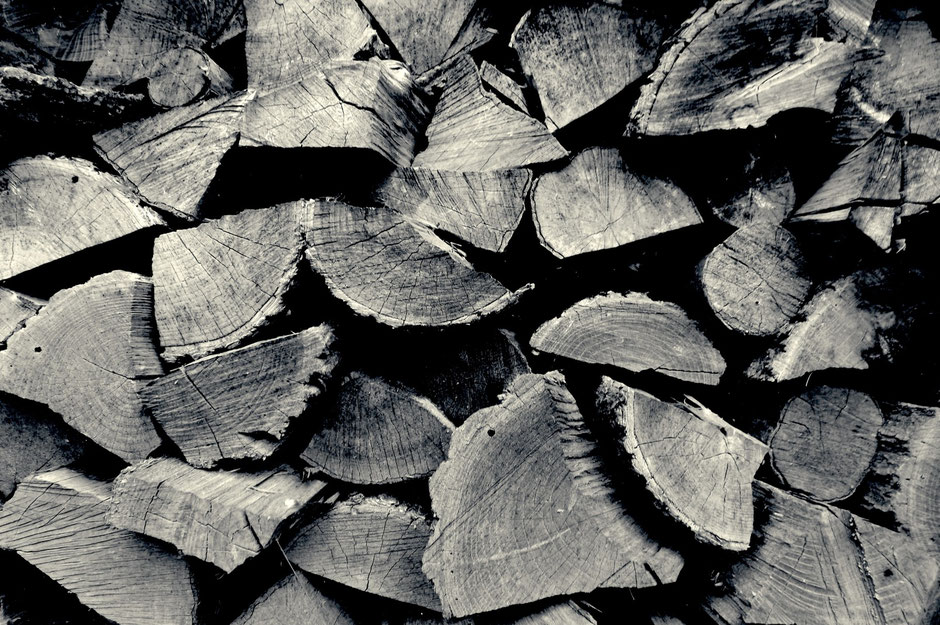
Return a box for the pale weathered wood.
[416,3,496,87]
[94,92,252,220]
[770,386,883,503]
[231,573,358,625]
[143,325,338,468]
[0,271,163,462]
[531,292,726,385]
[597,377,767,551]
[0,285,41,346]
[372,166,531,253]
[532,148,701,258]
[152,204,304,363]
[425,372,684,618]
[699,223,812,336]
[0,0,109,62]
[0,468,199,625]
[412,56,567,171]
[512,2,665,131]
[387,600,598,625]
[287,493,441,611]
[301,372,454,485]
[303,200,524,327]
[108,458,333,572]
[0,156,164,280]
[147,46,234,108]
[479,61,529,114]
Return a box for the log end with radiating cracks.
[230,572,358,625]
[146,46,234,108]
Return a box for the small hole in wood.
[884,569,894,577]
[487,429,495,437]
[71,176,79,183]
[34,346,41,352]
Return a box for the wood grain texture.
[412,56,567,171]
[531,292,726,385]
[147,46,234,108]
[0,0,109,62]
[108,457,332,572]
[0,285,41,346]
[231,573,358,625]
[0,468,199,625]
[373,167,531,253]
[0,271,163,462]
[425,372,684,618]
[512,2,664,131]
[479,62,529,114]
[301,372,454,485]
[532,148,701,258]
[143,325,338,468]
[388,600,598,625]
[287,493,441,611]
[597,377,768,551]
[152,204,304,363]
[0,156,164,280]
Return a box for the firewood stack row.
[0,0,938,624]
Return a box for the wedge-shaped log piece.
[0,271,163,461]
[705,148,795,228]
[95,92,251,220]
[0,0,109,62]
[390,599,598,625]
[242,60,429,168]
[0,156,164,280]
[0,468,199,625]
[425,372,683,617]
[231,573,358,625]
[109,458,333,572]
[479,62,529,114]
[412,56,566,171]
[153,205,303,363]
[147,47,234,108]
[532,148,701,258]
[596,377,767,551]
[0,286,41,346]
[512,2,665,131]
[288,494,440,611]
[700,223,812,336]
[304,202,524,327]
[143,325,337,468]
[373,167,531,253]
[531,292,726,385]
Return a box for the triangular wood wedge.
[704,146,795,228]
[231,573,358,625]
[143,325,338,468]
[0,271,163,462]
[531,292,726,385]
[596,377,768,551]
[108,458,334,572]
[532,148,701,258]
[0,285,42,346]
[479,62,530,114]
[389,599,598,625]
[424,372,684,618]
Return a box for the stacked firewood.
[0,0,938,624]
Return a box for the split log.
[388,600,598,625]
[372,167,531,253]
[152,204,303,363]
[303,201,525,327]
[0,285,41,346]
[301,372,454,485]
[415,3,497,87]
[287,493,441,611]
[703,148,795,228]
[511,2,665,131]
[146,47,234,108]
[531,147,701,258]
[94,92,252,220]
[424,372,684,618]
[770,386,883,503]
[108,458,334,572]
[479,62,529,114]
[0,271,163,462]
[0,468,199,625]
[0,156,165,281]
[699,223,812,336]
[531,292,726,385]
[142,325,338,468]
[412,56,567,171]
[0,0,109,62]
[596,377,768,551]
[231,573,357,625]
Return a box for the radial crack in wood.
[0,0,109,62]
[479,62,529,115]
[147,46,234,108]
[0,285,42,347]
[230,572,358,625]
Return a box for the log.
[414,3,497,87]
[0,156,165,281]
[770,386,883,503]
[372,166,531,253]
[424,372,684,618]
[531,147,702,258]
[388,600,598,625]
[94,92,252,220]
[146,47,234,108]
[287,493,441,611]
[531,292,726,386]
[152,204,304,363]
[108,457,334,572]
[0,468,199,625]
[511,2,665,131]
[703,147,795,228]
[303,201,525,327]
[301,372,454,485]
[412,56,567,171]
[142,325,338,468]
[479,61,529,114]
[699,223,812,336]
[0,285,41,346]
[0,271,163,462]
[0,0,109,62]
[596,377,768,551]
[230,573,357,625]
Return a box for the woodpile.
[0,1,938,624]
